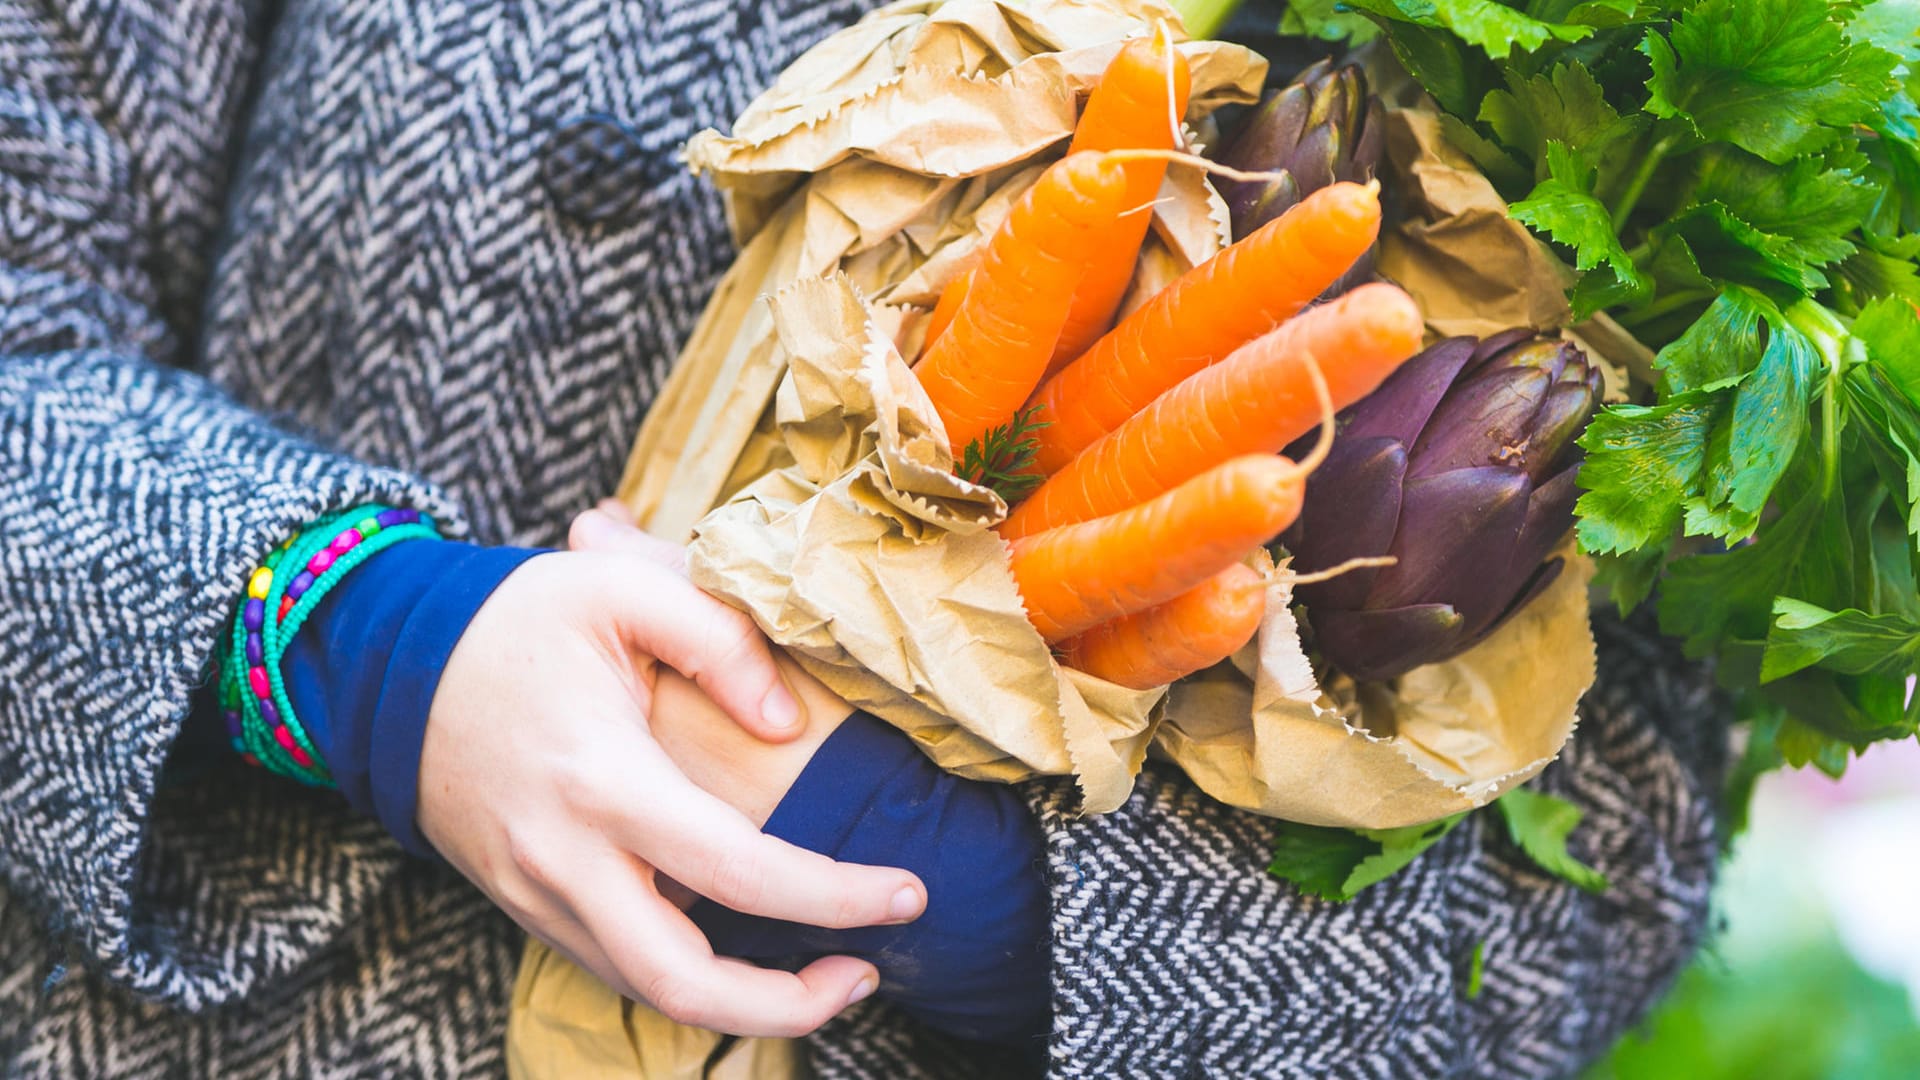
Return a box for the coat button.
[541,114,657,225]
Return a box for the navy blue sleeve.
[689,711,1053,1051]
[280,540,545,856]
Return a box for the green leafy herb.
[1267,787,1611,901]
[957,404,1048,504]
[1494,787,1610,893]
[1465,940,1487,1000]
[1573,390,1717,554]
[1510,142,1653,316]
[1324,0,1920,790]
[1267,814,1465,901]
[1279,0,1381,41]
[1479,64,1646,190]
[1642,0,1899,165]
[1762,597,1920,681]
[1342,0,1602,59]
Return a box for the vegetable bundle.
[911,32,1426,689]
[621,0,1599,830]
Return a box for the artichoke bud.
[1217,59,1385,240]
[1281,332,1604,682]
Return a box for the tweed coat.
[0,0,1725,1076]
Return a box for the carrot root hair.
[1284,555,1398,586]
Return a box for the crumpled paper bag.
[1159,548,1593,826]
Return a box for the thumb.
[604,558,805,743]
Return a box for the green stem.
[1169,0,1242,39]
[1617,286,1715,329]
[1610,135,1674,233]
[1822,372,1842,498]
[1784,300,1851,499]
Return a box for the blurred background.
[1586,721,1920,1079]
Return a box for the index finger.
[570,851,882,1037]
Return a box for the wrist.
[296,540,546,855]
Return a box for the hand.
[417,508,926,1038]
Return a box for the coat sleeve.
[0,1,464,1009]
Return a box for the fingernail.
[887,885,923,922]
[762,680,801,733]
[845,977,877,1008]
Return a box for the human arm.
[1,2,923,1030]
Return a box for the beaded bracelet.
[217,505,440,786]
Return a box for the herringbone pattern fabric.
[0,0,1723,1076]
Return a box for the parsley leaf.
[1660,488,1823,653]
[1642,0,1900,164]
[1495,787,1610,893]
[1710,313,1819,540]
[1267,815,1466,901]
[1852,0,1920,66]
[1762,597,1920,681]
[1479,62,1646,178]
[1663,201,1837,293]
[1854,294,1920,409]
[1574,390,1719,554]
[1511,142,1653,317]
[1692,148,1876,270]
[1279,0,1381,42]
[1344,0,1599,58]
[1652,286,1770,392]
[1836,246,1920,312]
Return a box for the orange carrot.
[920,265,973,356]
[1010,455,1303,642]
[1058,562,1267,689]
[1003,282,1422,540]
[1027,180,1382,474]
[916,152,1130,456]
[1048,27,1193,373]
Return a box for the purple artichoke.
[1215,59,1385,242]
[1281,331,1603,682]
